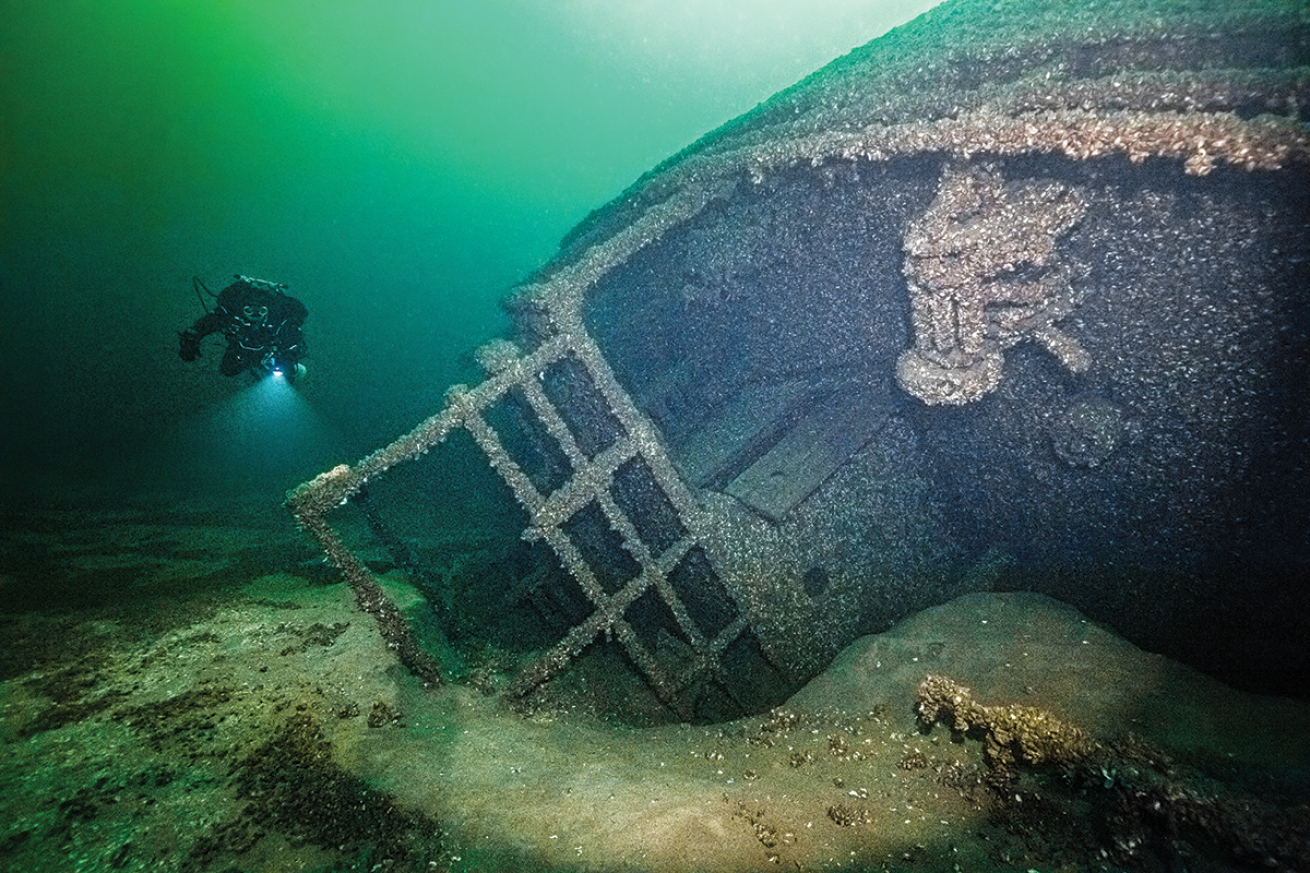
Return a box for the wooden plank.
[725,381,891,522]
[673,379,813,488]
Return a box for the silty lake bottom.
[1,489,1307,873]
[4,0,1309,870]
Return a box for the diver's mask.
[242,304,269,324]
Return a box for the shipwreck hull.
[290,0,1310,720]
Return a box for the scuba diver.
[179,275,308,382]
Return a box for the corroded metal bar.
[292,504,445,686]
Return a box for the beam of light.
[165,372,344,494]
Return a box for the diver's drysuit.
[180,276,307,381]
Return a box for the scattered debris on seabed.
[3,502,1308,872]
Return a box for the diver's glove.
[178,329,201,362]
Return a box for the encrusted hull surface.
[292,0,1310,719]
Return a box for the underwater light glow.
[164,373,342,491]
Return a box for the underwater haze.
[0,0,939,500]
[4,2,1310,870]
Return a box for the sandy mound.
[350,591,1310,872]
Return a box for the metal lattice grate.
[290,316,778,721]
